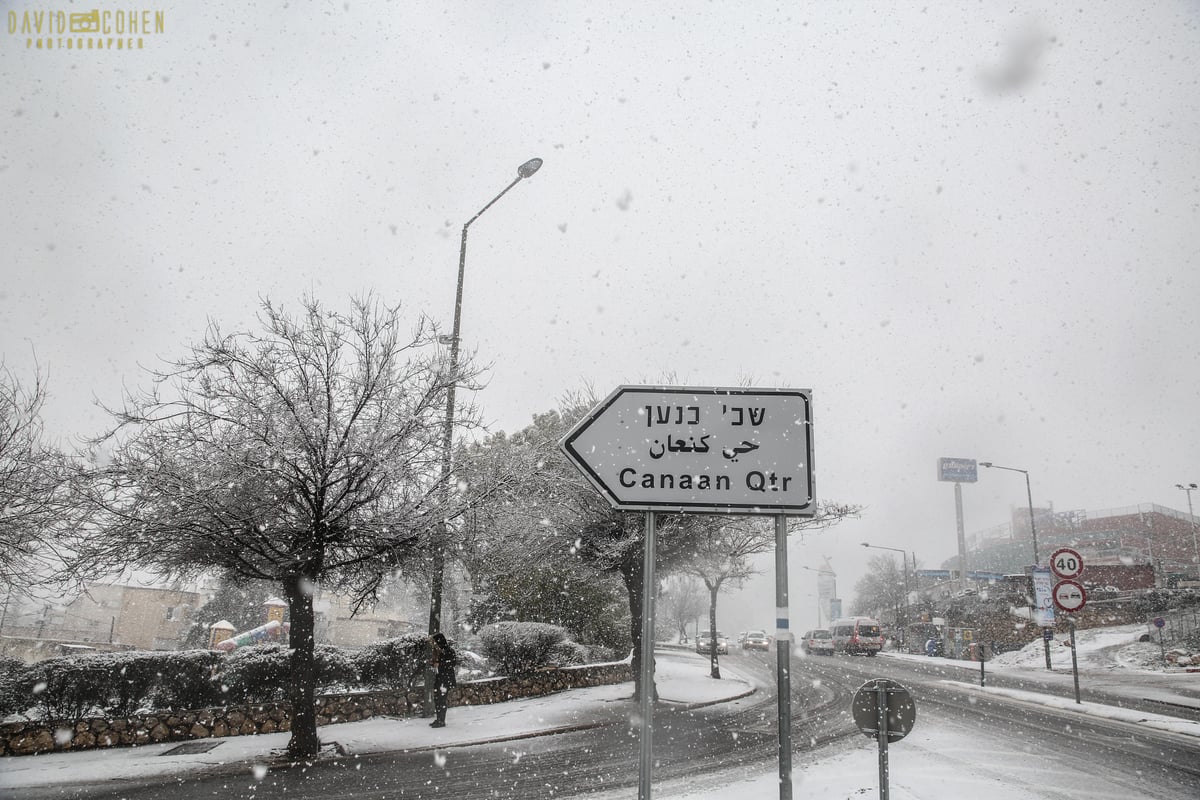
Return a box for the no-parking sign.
[1053,579,1087,613]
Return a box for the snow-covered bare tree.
[686,506,861,678]
[851,553,909,627]
[658,574,707,643]
[71,296,477,760]
[0,362,78,596]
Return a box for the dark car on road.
[741,630,771,651]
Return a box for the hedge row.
[1,632,433,721]
[2,622,613,722]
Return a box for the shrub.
[144,650,223,711]
[7,650,226,719]
[355,633,430,690]
[476,621,569,676]
[313,643,359,692]
[548,640,588,667]
[102,651,169,716]
[0,657,32,718]
[220,644,293,703]
[24,656,110,720]
[220,643,360,703]
[581,643,618,664]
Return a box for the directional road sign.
[559,385,814,514]
[1053,579,1088,613]
[1049,547,1085,580]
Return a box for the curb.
[327,685,760,758]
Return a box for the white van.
[830,616,884,656]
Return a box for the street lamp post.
[979,462,1051,669]
[1177,483,1199,575]
[429,157,543,636]
[861,543,911,636]
[978,462,1039,565]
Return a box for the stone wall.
[0,662,631,757]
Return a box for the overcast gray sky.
[3,1,1198,623]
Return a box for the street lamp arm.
[464,157,543,230]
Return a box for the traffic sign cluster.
[1050,547,1087,613]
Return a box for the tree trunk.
[620,552,657,703]
[284,573,321,760]
[708,585,721,679]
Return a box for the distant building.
[963,502,1198,585]
[313,590,420,648]
[0,582,200,662]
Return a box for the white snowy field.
[1,625,1197,799]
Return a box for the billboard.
[937,457,978,483]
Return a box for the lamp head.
[979,462,993,468]
[517,158,543,179]
[860,542,870,548]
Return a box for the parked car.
[741,630,771,651]
[830,616,884,656]
[696,630,729,655]
[800,628,834,655]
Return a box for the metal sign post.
[1067,616,1081,704]
[638,512,657,800]
[979,641,986,687]
[876,683,890,800]
[774,515,792,800]
[851,679,916,800]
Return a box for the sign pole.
[876,684,890,800]
[1068,616,1081,704]
[954,482,968,593]
[637,512,657,800]
[774,514,792,800]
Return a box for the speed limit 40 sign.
[1050,547,1084,580]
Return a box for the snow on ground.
[886,621,1187,675]
[985,622,1170,672]
[1,629,1197,799]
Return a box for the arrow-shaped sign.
[559,385,815,515]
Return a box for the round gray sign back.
[851,678,916,743]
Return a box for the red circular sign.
[1053,579,1087,613]
[1049,547,1084,580]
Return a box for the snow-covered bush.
[104,651,174,715]
[548,640,588,667]
[5,650,225,719]
[220,643,359,703]
[23,656,111,720]
[0,657,32,718]
[355,632,430,690]
[476,621,570,676]
[313,644,360,692]
[220,644,292,702]
[143,650,223,711]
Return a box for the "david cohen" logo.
[7,7,165,50]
